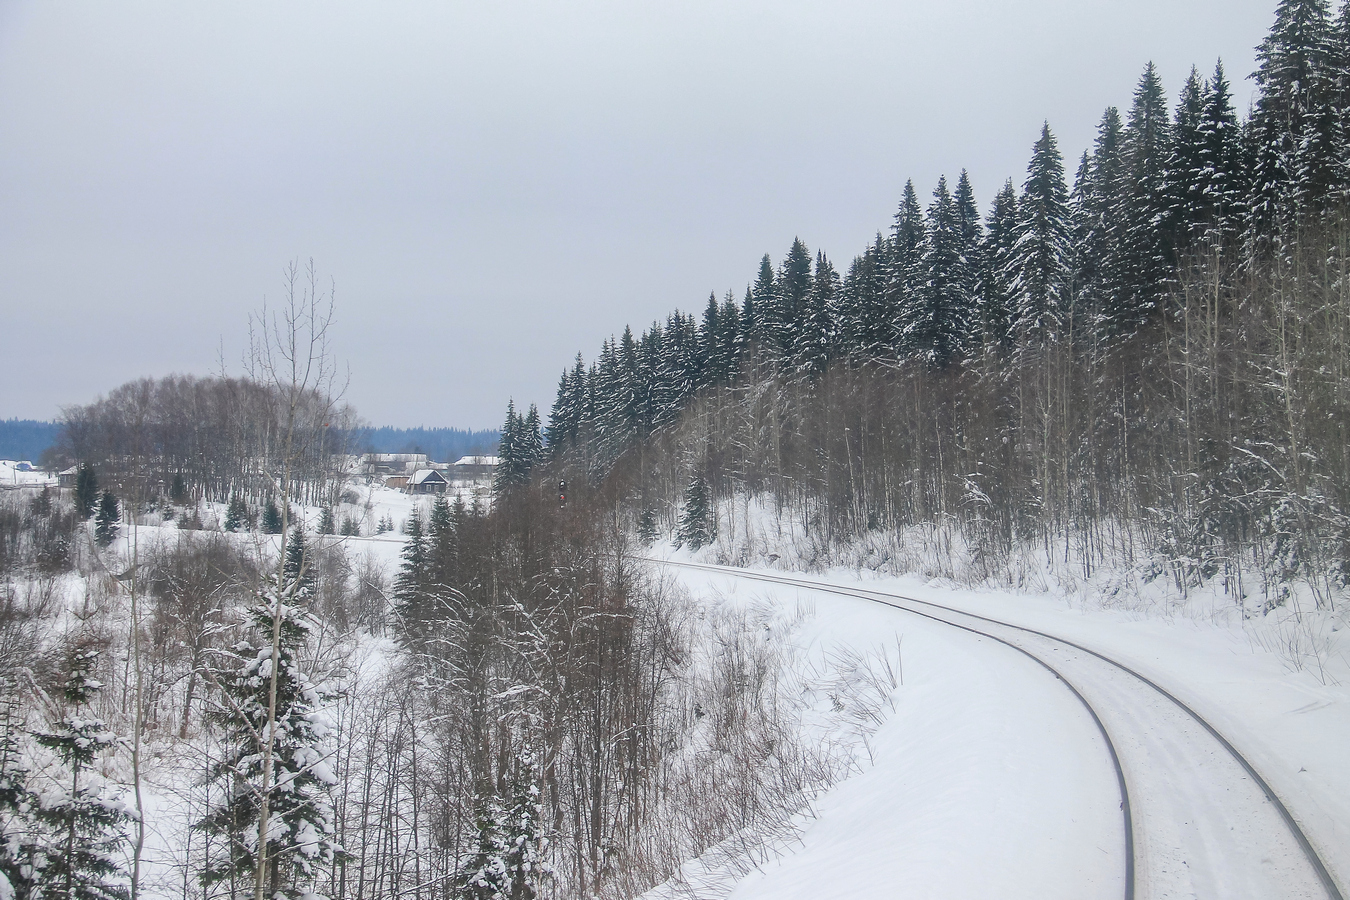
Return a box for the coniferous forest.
[526,0,1350,608]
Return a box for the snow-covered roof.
[453,456,499,466]
[410,468,448,485]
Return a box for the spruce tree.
[795,251,838,377]
[94,490,120,547]
[953,170,984,330]
[283,528,315,598]
[33,646,131,900]
[637,507,658,546]
[426,494,458,593]
[393,510,430,644]
[747,255,777,352]
[677,475,713,551]
[494,401,532,496]
[774,238,814,362]
[887,181,925,357]
[1070,108,1125,332]
[261,499,282,535]
[318,506,336,535]
[1168,67,1210,253]
[1195,61,1248,243]
[1251,0,1339,232]
[701,292,721,383]
[457,796,511,900]
[196,577,341,899]
[1107,62,1173,337]
[520,405,544,474]
[224,495,248,532]
[978,180,1020,355]
[1007,123,1073,351]
[905,175,974,368]
[0,692,43,899]
[718,290,742,380]
[169,473,187,504]
[74,465,99,519]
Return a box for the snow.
[647,556,1350,900]
[0,460,55,488]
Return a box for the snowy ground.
[28,475,1350,898]
[646,554,1350,900]
[0,459,55,488]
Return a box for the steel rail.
[653,558,1346,900]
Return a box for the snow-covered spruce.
[196,572,342,900]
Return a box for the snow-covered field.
[0,460,55,488]
[645,552,1350,899]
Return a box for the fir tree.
[0,692,42,899]
[774,238,814,361]
[169,473,187,504]
[795,251,838,377]
[318,506,336,536]
[677,475,713,551]
[1251,0,1339,232]
[224,495,248,533]
[978,181,1020,355]
[1106,62,1173,337]
[494,400,525,496]
[636,508,658,545]
[74,465,99,520]
[1007,123,1073,351]
[261,499,282,535]
[196,578,341,899]
[33,646,131,900]
[456,755,545,900]
[747,255,777,351]
[519,405,544,475]
[393,510,430,644]
[94,491,120,547]
[1195,61,1248,243]
[905,175,974,368]
[426,494,458,593]
[887,181,925,356]
[283,528,315,598]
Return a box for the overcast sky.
[0,1,1277,429]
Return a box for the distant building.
[384,475,410,491]
[450,455,499,481]
[363,453,430,476]
[409,468,449,494]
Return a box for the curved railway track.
[651,558,1346,900]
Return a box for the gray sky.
[0,1,1276,429]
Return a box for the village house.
[409,468,449,494]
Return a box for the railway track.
[651,558,1346,900]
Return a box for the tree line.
[530,0,1350,607]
